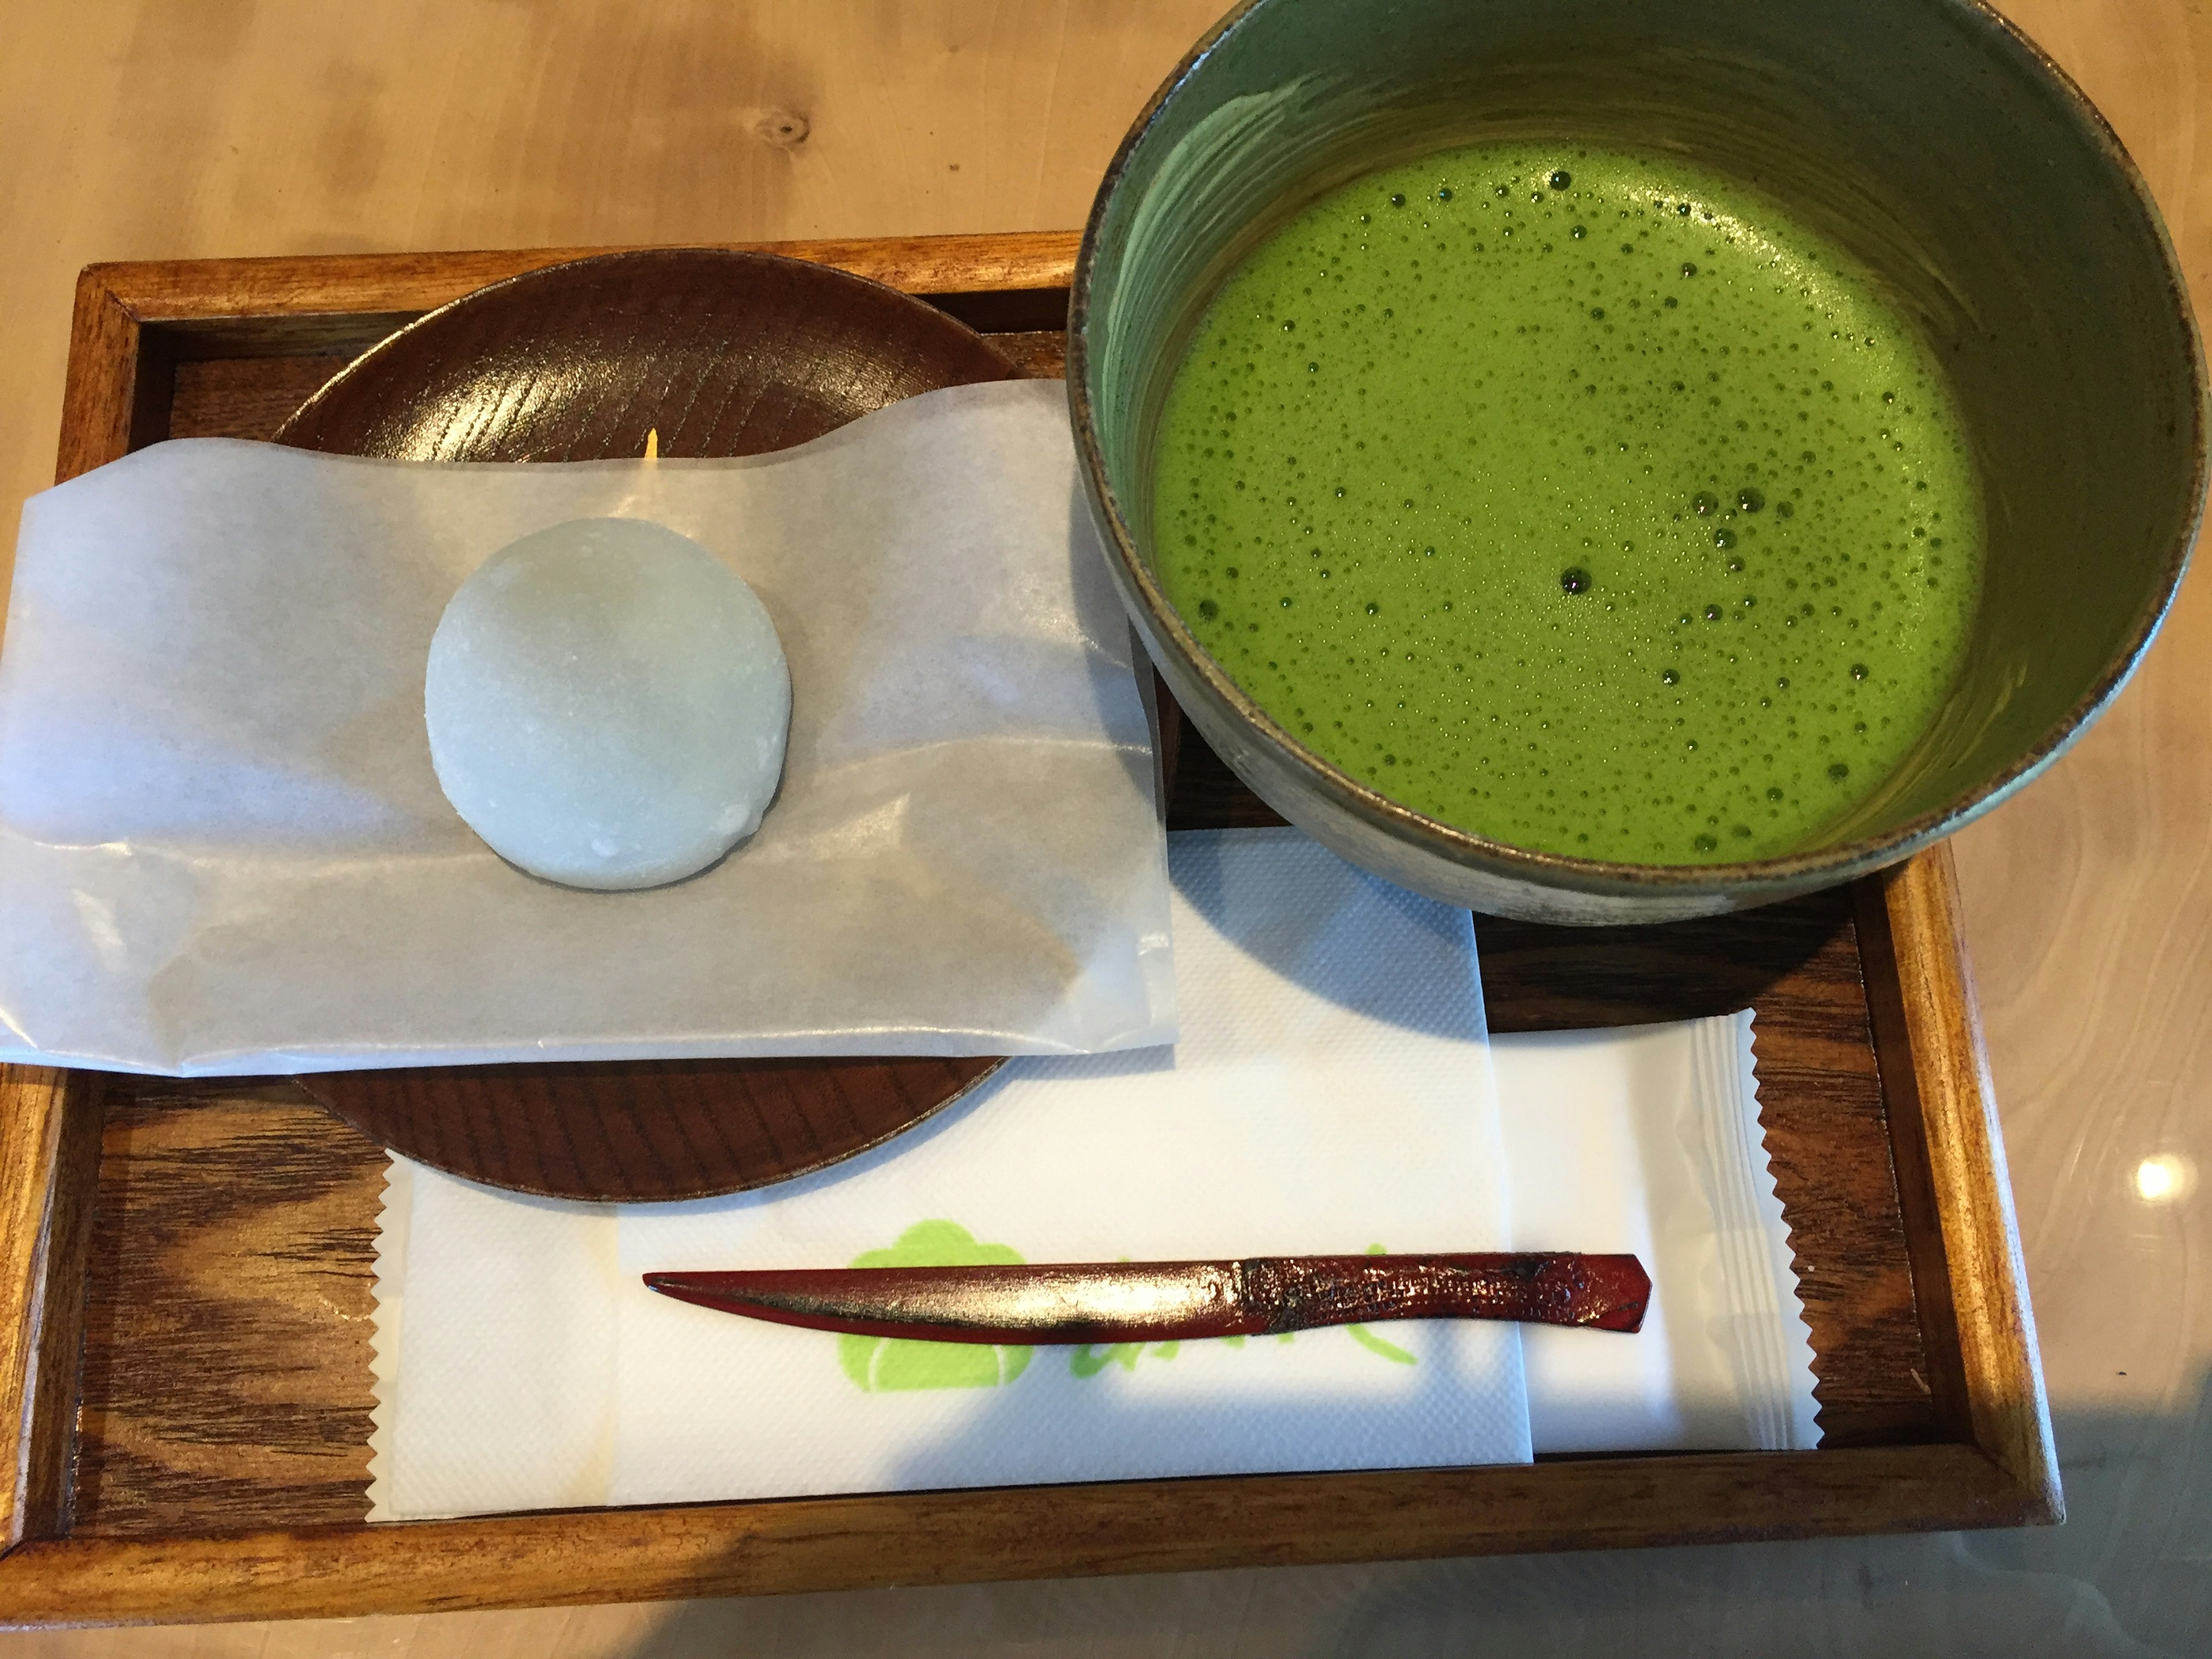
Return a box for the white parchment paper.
[0,381,1175,1074]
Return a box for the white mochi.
[425,517,791,891]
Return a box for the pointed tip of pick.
[642,1272,732,1315]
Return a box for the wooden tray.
[0,234,2058,1625]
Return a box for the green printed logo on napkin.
[838,1221,1033,1392]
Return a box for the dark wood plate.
[278,247,1018,1201]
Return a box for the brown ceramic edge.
[298,1057,1010,1203]
[1066,0,2211,907]
[273,245,1016,449]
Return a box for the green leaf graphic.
[1346,1325,1418,1365]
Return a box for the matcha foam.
[1154,140,1982,864]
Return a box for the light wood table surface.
[0,2,2206,1653]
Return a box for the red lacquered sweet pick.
[642,1252,1650,1344]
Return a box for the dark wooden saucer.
[278,248,1018,1200]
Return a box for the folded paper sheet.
[369,828,1529,1518]
[0,381,1174,1073]
[1495,1016,1821,1455]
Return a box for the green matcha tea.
[1153,141,1983,864]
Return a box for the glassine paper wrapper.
[0,381,1175,1074]
[1495,1012,1821,1453]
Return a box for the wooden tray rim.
[0,236,2058,1624]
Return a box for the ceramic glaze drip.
[1153,140,1984,865]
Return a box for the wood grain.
[58,237,1077,480]
[1875,846,2062,1518]
[0,1070,64,1547]
[0,1069,102,1547]
[70,1088,385,1536]
[0,1444,2040,1626]
[101,233,1081,328]
[52,274,151,488]
[169,357,355,450]
[14,1077,104,1545]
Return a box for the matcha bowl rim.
[1065,0,2209,923]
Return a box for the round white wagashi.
[425,517,790,891]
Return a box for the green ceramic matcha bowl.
[1068,0,2206,924]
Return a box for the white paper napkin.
[369,827,1530,1519]
[1496,1015,1821,1454]
[0,381,1173,1074]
